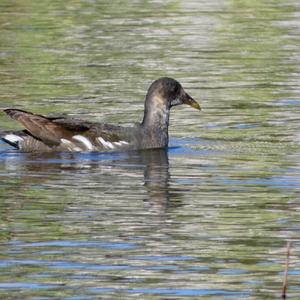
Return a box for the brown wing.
[4,109,132,151]
[4,109,89,146]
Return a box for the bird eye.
[172,85,180,94]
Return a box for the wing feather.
[4,109,88,146]
[3,109,131,151]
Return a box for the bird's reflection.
[139,149,170,211]
[0,148,172,212]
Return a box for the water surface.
[0,0,300,299]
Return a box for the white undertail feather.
[72,135,94,151]
[4,134,24,144]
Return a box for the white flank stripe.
[106,142,114,149]
[96,137,106,148]
[97,137,115,149]
[61,138,80,151]
[61,138,71,144]
[72,135,93,151]
[113,141,129,146]
[4,134,23,143]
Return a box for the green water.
[0,0,299,299]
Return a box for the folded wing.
[3,109,130,152]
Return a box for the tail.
[0,130,25,149]
[4,108,38,119]
[3,108,64,146]
[2,109,36,149]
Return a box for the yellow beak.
[182,93,201,110]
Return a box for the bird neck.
[141,96,170,130]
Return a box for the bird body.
[1,77,200,152]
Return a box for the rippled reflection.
[0,0,300,299]
[0,148,172,212]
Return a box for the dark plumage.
[1,77,200,152]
